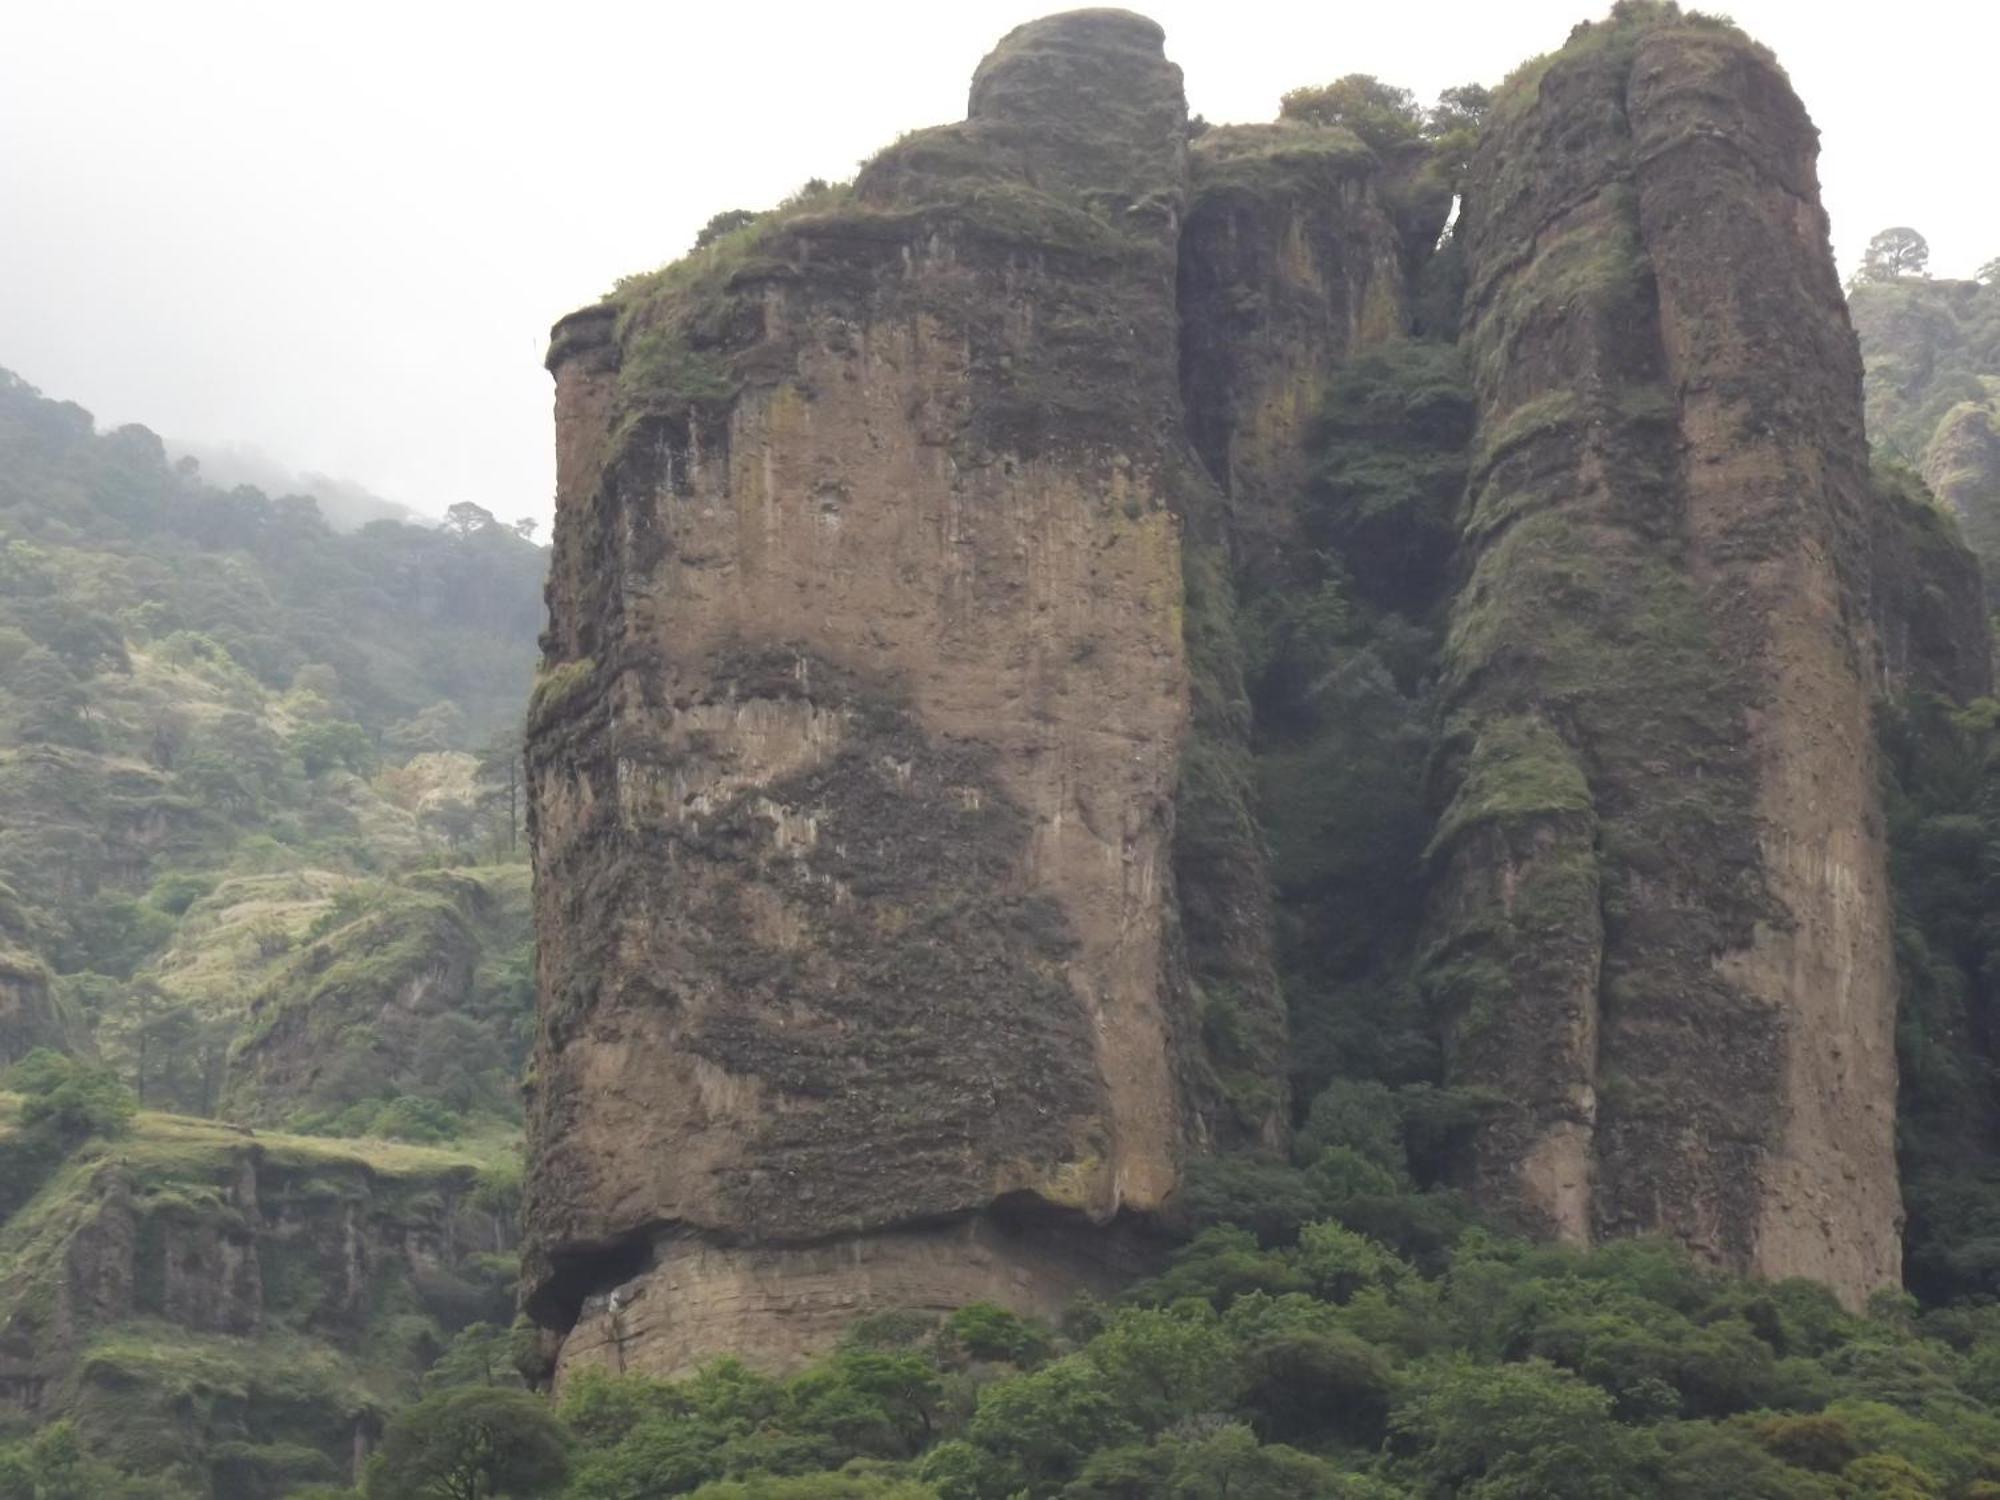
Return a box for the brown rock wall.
[1440,15,1901,1302]
[525,9,1209,1376]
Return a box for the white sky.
[2,0,1991,527]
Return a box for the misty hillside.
[162,442,425,532]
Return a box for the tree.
[1427,83,1492,137]
[1160,1423,1347,1499]
[695,208,761,249]
[424,1323,529,1393]
[9,1049,136,1140]
[1389,1358,1657,1499]
[511,517,538,541]
[1425,83,1493,182]
[1860,227,1931,283]
[2,647,97,748]
[475,730,525,854]
[365,1386,568,1500]
[1296,1220,1412,1302]
[386,699,471,757]
[1978,257,2000,287]
[292,718,376,777]
[967,1358,1138,1489]
[443,502,499,539]
[1279,74,1425,151]
[424,796,484,857]
[1083,1306,1239,1432]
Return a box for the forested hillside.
[0,367,541,1495]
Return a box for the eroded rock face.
[0,1123,510,1482]
[1179,124,1421,589]
[528,5,1949,1368]
[1924,400,2000,605]
[1435,17,1901,1301]
[526,9,1210,1380]
[0,951,67,1069]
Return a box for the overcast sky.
[2,1,1991,528]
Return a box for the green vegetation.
[0,1106,515,1496]
[1851,248,2000,607]
[1278,75,1426,152]
[1854,279,2000,1326]
[1852,252,2000,463]
[1243,338,1470,1112]
[268,1226,2000,1498]
[0,370,542,1492]
[1878,688,2000,1306]
[364,1386,569,1499]
[0,369,541,1051]
[1273,73,1489,198]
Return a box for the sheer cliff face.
[1436,20,1900,1294]
[528,7,1941,1372]
[1178,125,1421,587]
[527,10,1208,1380]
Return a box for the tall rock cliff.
[1431,12,1901,1292]
[528,4,1962,1374]
[528,10,1220,1381]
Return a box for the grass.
[1189,122,1377,203]
[527,657,596,730]
[1428,713,1595,857]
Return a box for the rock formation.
[0,1114,513,1486]
[1428,12,1910,1293]
[526,4,1979,1376]
[1923,401,2000,601]
[528,9,1217,1382]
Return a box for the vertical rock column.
[1625,23,1897,1297]
[524,10,1207,1379]
[1437,13,1899,1301]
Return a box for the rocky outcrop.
[0,1112,514,1490]
[1179,123,1425,590]
[527,3,1965,1367]
[527,9,1215,1381]
[1431,12,1903,1301]
[1922,400,2000,606]
[1870,462,1992,703]
[0,949,68,1069]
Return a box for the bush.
[6,1047,135,1139]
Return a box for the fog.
[2,0,1990,528]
